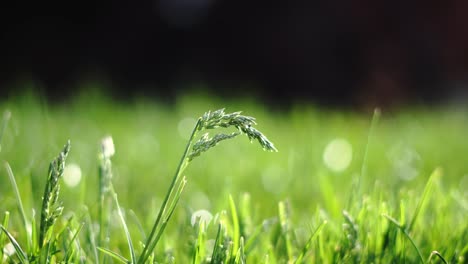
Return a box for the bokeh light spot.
[323,138,353,172]
[388,143,422,181]
[191,209,213,226]
[63,163,82,187]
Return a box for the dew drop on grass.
[63,163,82,187]
[323,138,353,172]
[191,209,213,227]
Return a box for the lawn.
[0,91,467,263]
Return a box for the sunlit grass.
[0,90,467,263]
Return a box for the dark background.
[1,0,468,107]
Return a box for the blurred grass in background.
[0,89,467,262]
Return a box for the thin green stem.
[110,185,136,264]
[138,119,201,264]
[4,162,32,250]
[348,108,380,210]
[0,110,11,150]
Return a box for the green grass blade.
[64,222,84,262]
[0,225,29,264]
[30,210,37,256]
[278,201,293,261]
[382,214,424,263]
[83,206,99,263]
[211,223,226,264]
[348,108,380,209]
[244,220,269,254]
[138,120,200,264]
[97,247,130,264]
[229,194,240,257]
[128,210,146,241]
[234,236,246,264]
[407,168,442,232]
[144,177,188,261]
[4,162,31,249]
[110,188,137,264]
[427,251,448,264]
[0,211,10,261]
[192,219,206,264]
[0,110,11,152]
[294,220,327,264]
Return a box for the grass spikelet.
[38,140,70,248]
[98,135,114,261]
[138,109,276,264]
[188,132,240,161]
[197,108,277,152]
[97,135,137,263]
[341,210,361,262]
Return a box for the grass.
[0,91,467,263]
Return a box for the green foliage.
[0,93,467,263]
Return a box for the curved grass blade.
[0,225,29,264]
[348,108,380,210]
[192,219,206,264]
[210,223,226,264]
[278,201,293,261]
[110,188,137,264]
[427,251,448,264]
[4,162,32,249]
[382,214,424,263]
[137,121,200,264]
[229,194,240,258]
[0,212,10,261]
[234,236,246,264]
[407,168,442,232]
[97,247,130,264]
[64,222,85,262]
[143,177,187,261]
[294,220,327,264]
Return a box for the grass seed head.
[39,140,70,247]
[188,132,240,161]
[197,109,277,152]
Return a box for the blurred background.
[1,0,468,107]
